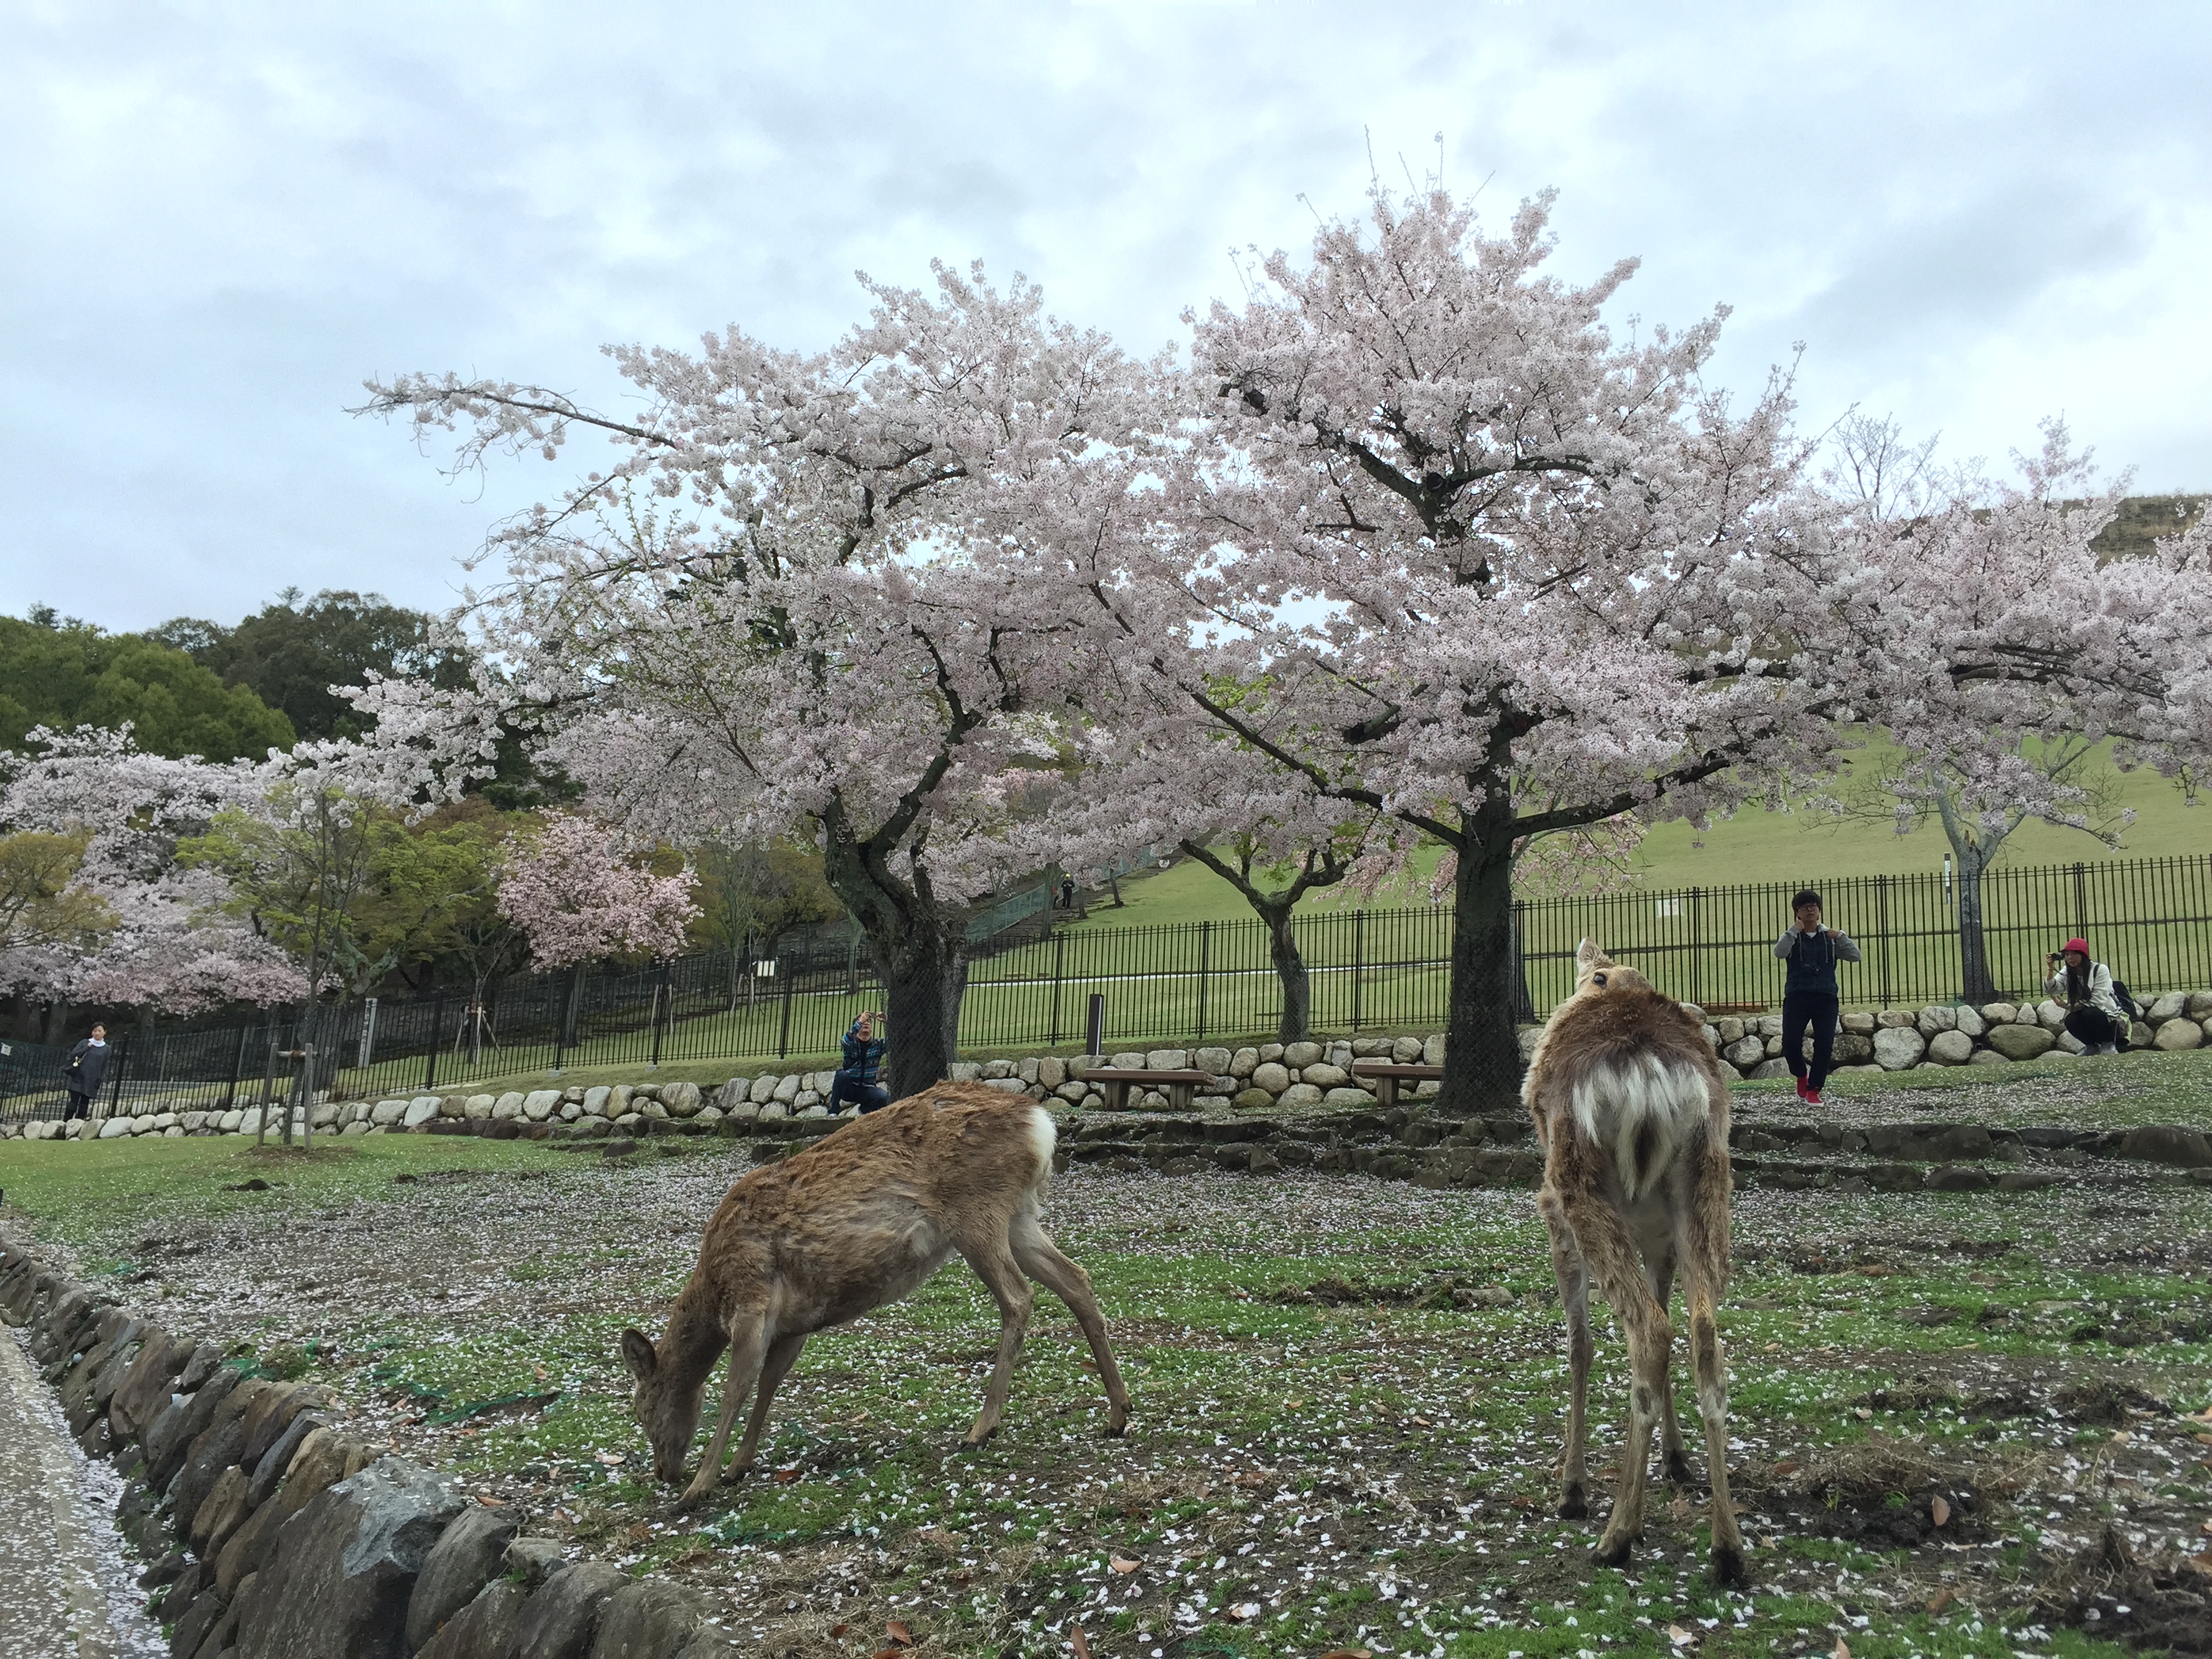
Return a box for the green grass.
[5,1069,2203,1658]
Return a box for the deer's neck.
[661,1278,732,1387]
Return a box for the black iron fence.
[6,853,2208,1122]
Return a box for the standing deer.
[619,1080,1131,1507]
[1525,939,1748,1586]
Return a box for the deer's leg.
[728,1331,808,1481]
[1645,1245,1691,1489]
[681,1314,766,1509]
[1558,1184,1671,1570]
[960,1239,1035,1445]
[1011,1211,1130,1435]
[1540,1185,1595,1521]
[1681,1152,1749,1588]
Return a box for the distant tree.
[0,830,115,995]
[156,588,464,744]
[495,814,699,974]
[689,838,844,1004]
[0,615,293,760]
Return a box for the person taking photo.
[829,1010,889,1114]
[1772,890,1860,1105]
[2045,938,2125,1054]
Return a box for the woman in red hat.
[2045,938,2125,1054]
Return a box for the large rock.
[405,1504,523,1654]
[1980,1002,2017,1025]
[1967,1047,2012,1067]
[1952,1004,1986,1038]
[1985,1023,2055,1061]
[1282,1041,1324,1069]
[1193,1046,1233,1076]
[190,1464,253,1555]
[246,1410,327,1509]
[1872,1026,1927,1070]
[1927,1029,1974,1065]
[1832,1032,1875,1063]
[1721,1036,1764,1070]
[2117,1125,2212,1168]
[418,1578,530,1659]
[523,1090,562,1122]
[144,1366,242,1489]
[1277,1083,1325,1109]
[2153,1017,2205,1052]
[507,1561,630,1659]
[2035,999,2066,1031]
[663,1082,704,1117]
[588,1579,712,1659]
[1298,1061,1349,1089]
[404,1098,441,1129]
[1145,1048,1189,1070]
[234,1456,464,1659]
[174,1378,272,1530]
[106,1329,188,1440]
[1249,1062,1290,1094]
[1916,1005,1956,1035]
[2146,991,2190,1023]
[1875,1009,1917,1029]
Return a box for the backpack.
[2108,972,2140,1021]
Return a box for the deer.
[1524,939,1748,1587]
[619,1080,1132,1507]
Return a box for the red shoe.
[1794,1075,1810,1101]
[1803,1084,1824,1106]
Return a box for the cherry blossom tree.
[495,813,699,973]
[0,728,308,1019]
[1166,185,1837,1111]
[358,263,1185,1094]
[1827,417,2211,1001]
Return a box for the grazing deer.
[1525,939,1748,1586]
[619,1080,1131,1507]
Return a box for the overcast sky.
[5,1,2207,632]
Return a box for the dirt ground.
[9,1088,2212,1659]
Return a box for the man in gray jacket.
[1773,890,1861,1105]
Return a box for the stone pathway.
[0,1330,164,1659]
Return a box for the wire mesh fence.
[6,853,2208,1122]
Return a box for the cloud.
[3,0,2207,630]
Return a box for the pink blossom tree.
[0,728,309,1021]
[1166,185,1844,1111]
[359,264,1187,1094]
[495,813,699,972]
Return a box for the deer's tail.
[1568,1053,1706,1202]
[1021,1101,1059,1201]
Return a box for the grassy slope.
[1067,741,2203,930]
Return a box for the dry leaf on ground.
[1109,1555,1142,1574]
[1931,1495,1951,1526]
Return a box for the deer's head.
[619,1327,704,1485]
[1573,938,1651,997]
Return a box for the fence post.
[2072,861,2089,944]
[425,994,447,1091]
[224,1023,249,1108]
[1351,909,1366,1033]
[1875,875,1893,1010]
[777,958,796,1059]
[1196,921,1210,1042]
[105,1034,128,1123]
[651,960,672,1067]
[1048,932,1066,1047]
[1687,888,1704,1011]
[1086,992,1105,1057]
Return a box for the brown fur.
[1523,941,1748,1586]
[619,1080,1130,1505]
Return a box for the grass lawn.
[5,1059,2209,1658]
[1067,737,2206,931]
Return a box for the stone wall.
[0,1239,735,1659]
[7,992,2206,1143]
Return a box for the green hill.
[1065,737,2202,931]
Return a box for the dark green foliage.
[0,614,295,760]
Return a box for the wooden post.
[1048,931,1066,1047]
[1196,921,1211,1042]
[1086,992,1105,1057]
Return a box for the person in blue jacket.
[829,1010,888,1114]
[1772,890,1861,1105]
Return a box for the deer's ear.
[619,1328,657,1382]
[1576,938,1606,971]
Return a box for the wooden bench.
[1349,1059,1443,1108]
[1077,1067,1211,1112]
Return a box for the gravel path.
[0,1330,164,1659]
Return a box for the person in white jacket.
[2045,937,2125,1054]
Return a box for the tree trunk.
[1263,905,1312,1045]
[1955,848,1995,1006]
[818,828,969,1098]
[870,928,969,1100]
[1436,816,1523,1116]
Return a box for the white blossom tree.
[358,264,1187,1094]
[1163,186,1838,1111]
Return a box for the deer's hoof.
[719,1460,756,1486]
[1557,1483,1588,1521]
[1107,1405,1130,1438]
[962,1423,1000,1447]
[1664,1448,1694,1488]
[1710,1542,1750,1589]
[1593,1532,1636,1570]
[676,1477,717,1511]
